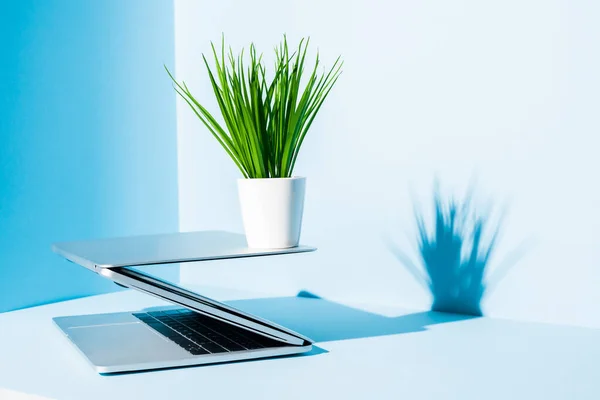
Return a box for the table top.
[1,288,599,400]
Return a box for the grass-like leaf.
[166,36,343,178]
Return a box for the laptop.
[51,231,316,374]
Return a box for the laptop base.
[54,309,312,374]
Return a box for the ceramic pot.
[237,177,306,248]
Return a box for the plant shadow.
[226,291,475,342]
[142,290,474,345]
[389,184,527,316]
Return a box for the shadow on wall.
[389,184,527,316]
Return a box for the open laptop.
[51,231,316,374]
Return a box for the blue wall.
[0,1,178,312]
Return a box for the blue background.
[0,0,178,312]
[2,0,600,330]
[173,0,600,329]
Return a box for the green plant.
[166,36,342,178]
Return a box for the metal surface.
[52,230,316,270]
[102,267,312,346]
[53,312,312,374]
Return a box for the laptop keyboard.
[133,309,283,356]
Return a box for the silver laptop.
[52,231,316,374]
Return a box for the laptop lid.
[52,230,315,271]
[100,266,310,346]
[52,231,316,346]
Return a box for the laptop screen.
[99,263,309,346]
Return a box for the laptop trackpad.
[66,322,189,367]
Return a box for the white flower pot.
[237,177,306,249]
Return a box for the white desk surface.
[0,288,599,400]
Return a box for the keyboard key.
[133,313,154,322]
[134,309,289,355]
[206,334,242,349]
[182,342,198,351]
[146,322,163,329]
[201,342,228,354]
[221,342,245,352]
[189,347,210,356]
[171,335,192,346]
[148,311,165,317]
[203,331,223,340]
[223,333,263,349]
[189,336,212,346]
[169,323,187,331]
